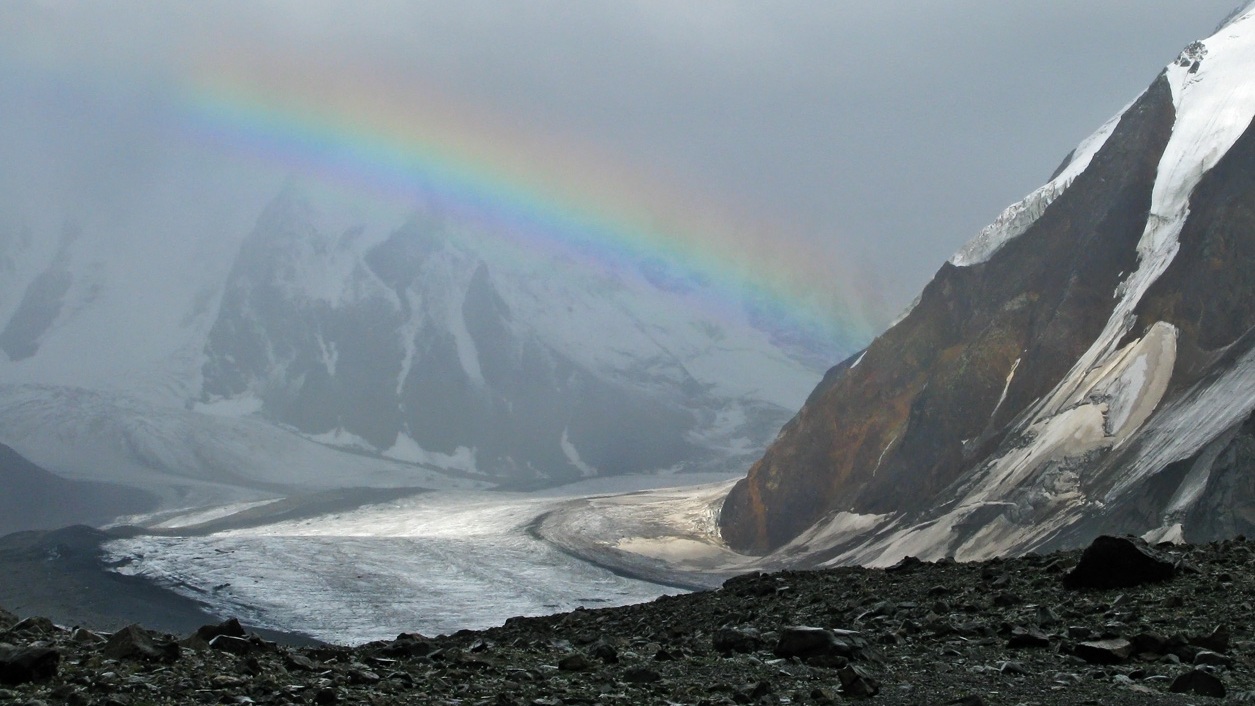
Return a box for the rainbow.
[180,54,877,350]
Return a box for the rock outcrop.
[721,6,1255,563]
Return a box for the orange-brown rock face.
[720,75,1180,554]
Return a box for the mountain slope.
[0,173,843,503]
[199,187,832,482]
[0,442,154,536]
[721,5,1255,562]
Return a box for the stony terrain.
[2,535,1253,705]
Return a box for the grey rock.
[1006,627,1050,649]
[10,617,57,636]
[837,664,880,697]
[1073,638,1133,665]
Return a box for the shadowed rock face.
[720,75,1180,553]
[0,443,154,536]
[0,225,78,362]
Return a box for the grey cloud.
[0,0,1243,320]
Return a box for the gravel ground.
[2,535,1253,705]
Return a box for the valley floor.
[2,537,1251,705]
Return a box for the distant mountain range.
[721,4,1255,564]
[0,179,850,521]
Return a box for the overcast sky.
[0,0,1244,325]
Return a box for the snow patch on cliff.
[950,110,1123,267]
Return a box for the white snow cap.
[950,4,1255,268]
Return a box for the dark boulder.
[209,634,257,655]
[0,644,59,685]
[588,641,619,664]
[1062,536,1175,589]
[1170,668,1226,697]
[195,617,248,643]
[774,626,855,659]
[557,653,593,672]
[712,626,764,654]
[1189,626,1231,653]
[837,664,880,697]
[623,666,661,684]
[102,624,180,662]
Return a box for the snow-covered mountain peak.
[951,8,1255,272]
[723,9,1255,563]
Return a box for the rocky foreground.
[1,536,1253,705]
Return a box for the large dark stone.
[1188,625,1231,653]
[837,664,880,697]
[195,617,248,643]
[208,634,257,656]
[1170,669,1226,697]
[712,626,764,654]
[1062,536,1175,589]
[102,624,180,662]
[623,666,661,684]
[557,653,593,672]
[774,626,855,659]
[0,645,60,685]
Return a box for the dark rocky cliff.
[720,74,1180,553]
[721,21,1255,559]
